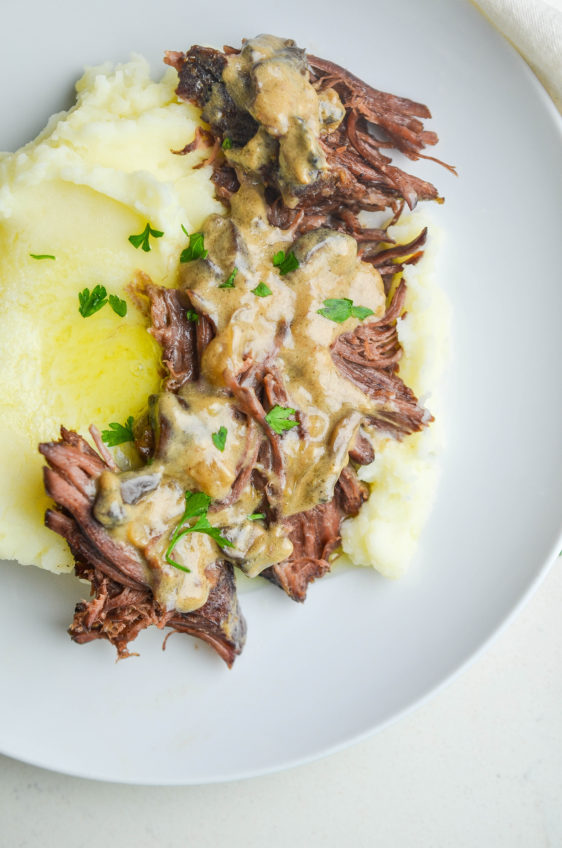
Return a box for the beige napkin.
[475,0,562,111]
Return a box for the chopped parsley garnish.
[212,426,227,452]
[248,513,265,521]
[165,490,234,572]
[219,267,238,288]
[316,298,375,324]
[221,137,232,150]
[180,230,208,263]
[78,285,108,318]
[264,405,298,434]
[29,253,55,260]
[78,286,128,319]
[108,294,127,317]
[101,416,135,447]
[272,250,299,276]
[128,223,164,252]
[252,281,272,298]
[186,309,199,322]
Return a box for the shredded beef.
[168,43,454,249]
[141,283,200,390]
[70,558,245,667]
[348,430,375,466]
[331,281,430,436]
[166,46,258,147]
[263,465,368,601]
[361,227,428,294]
[40,428,246,666]
[165,46,227,108]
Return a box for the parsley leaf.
[212,426,227,452]
[165,490,234,571]
[219,267,238,288]
[272,249,299,275]
[186,309,199,323]
[78,285,108,318]
[29,253,55,260]
[108,294,127,317]
[252,281,272,298]
[248,513,265,521]
[101,416,135,447]
[128,223,164,252]
[264,405,298,434]
[317,298,374,324]
[351,305,375,320]
[221,137,232,150]
[180,231,208,263]
[186,515,235,547]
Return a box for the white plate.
[1,0,561,785]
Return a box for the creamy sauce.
[93,180,385,613]
[90,40,386,614]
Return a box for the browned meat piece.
[70,558,245,667]
[361,227,428,294]
[348,430,375,466]
[165,46,227,107]
[39,428,246,666]
[263,465,368,601]
[309,55,439,159]
[331,281,431,436]
[141,283,199,390]
[144,281,215,386]
[336,464,370,514]
[167,563,246,666]
[129,283,217,460]
[212,162,240,203]
[167,46,258,147]
[40,429,147,589]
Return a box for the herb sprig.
[264,405,298,434]
[78,286,127,319]
[252,282,272,298]
[166,490,234,572]
[317,298,374,324]
[212,426,227,452]
[78,285,108,318]
[219,267,238,288]
[180,229,208,263]
[108,294,127,317]
[128,223,164,252]
[101,416,135,447]
[29,253,55,260]
[272,250,299,276]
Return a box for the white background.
[1,560,560,847]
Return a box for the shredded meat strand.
[40,429,246,665]
[263,466,368,601]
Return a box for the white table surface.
[1,558,560,847]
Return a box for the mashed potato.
[0,57,222,572]
[341,214,450,577]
